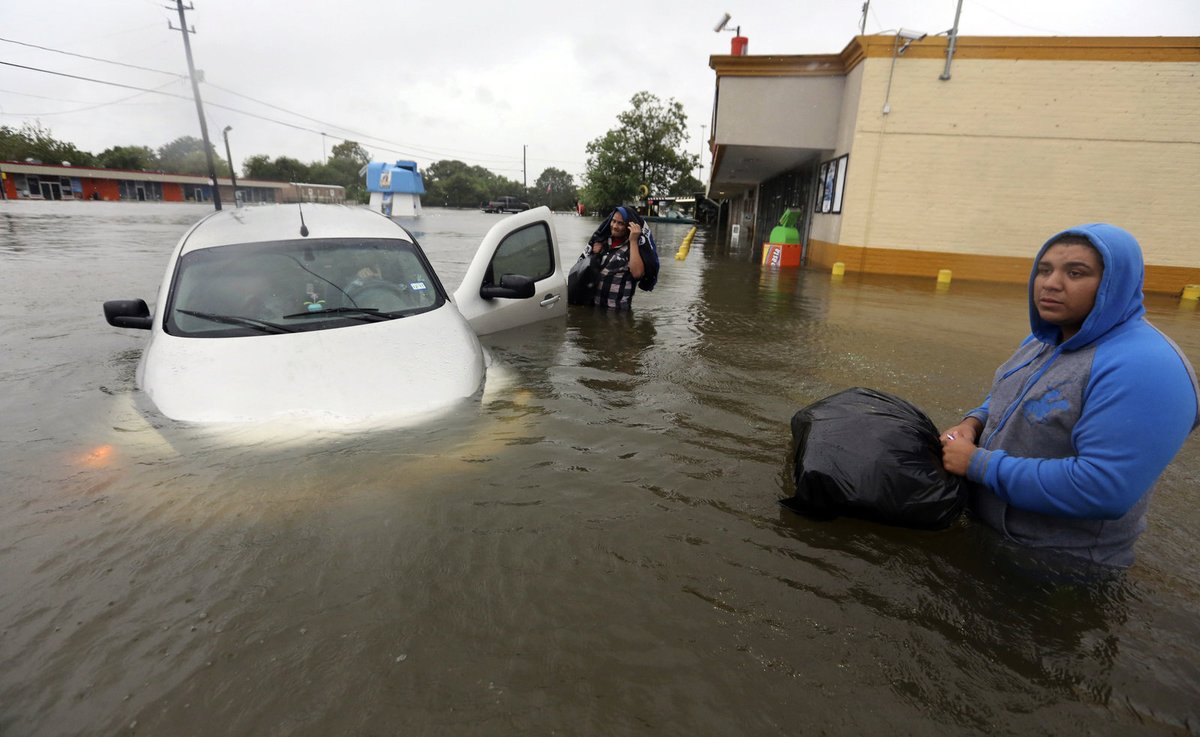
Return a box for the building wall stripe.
[806,239,1200,295]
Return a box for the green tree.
[0,126,20,161]
[97,145,160,171]
[423,159,522,208]
[307,140,371,202]
[670,173,704,197]
[243,154,311,182]
[425,159,490,208]
[329,140,369,167]
[0,122,95,166]
[529,167,578,211]
[581,91,696,210]
[157,135,228,177]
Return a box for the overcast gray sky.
[2,1,1197,183]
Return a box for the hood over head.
[589,206,645,244]
[1029,223,1145,348]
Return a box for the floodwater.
[1,201,1198,736]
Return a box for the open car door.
[453,206,566,336]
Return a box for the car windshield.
[165,237,444,337]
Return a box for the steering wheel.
[346,279,411,310]
[237,293,287,320]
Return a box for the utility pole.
[698,124,706,183]
[860,1,870,35]
[522,145,527,189]
[170,0,222,211]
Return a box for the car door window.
[488,223,553,284]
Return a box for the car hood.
[138,305,485,424]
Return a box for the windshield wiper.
[282,306,397,321]
[176,308,295,334]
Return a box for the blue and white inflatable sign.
[365,160,426,195]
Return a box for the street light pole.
[222,125,238,207]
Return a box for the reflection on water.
[1,201,1197,736]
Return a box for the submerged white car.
[104,204,566,424]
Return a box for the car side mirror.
[104,299,153,330]
[479,274,536,300]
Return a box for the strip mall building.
[706,35,1199,293]
[0,161,345,205]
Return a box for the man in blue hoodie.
[941,224,1199,567]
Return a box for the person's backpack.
[567,251,598,305]
[636,226,659,292]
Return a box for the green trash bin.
[768,208,801,244]
[763,208,803,267]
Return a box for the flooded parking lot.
[2,201,1198,736]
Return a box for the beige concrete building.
[707,35,1200,293]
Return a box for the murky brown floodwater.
[2,201,1198,736]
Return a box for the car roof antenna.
[298,202,309,237]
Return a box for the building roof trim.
[711,35,1200,77]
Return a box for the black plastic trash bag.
[567,252,597,305]
[781,387,966,529]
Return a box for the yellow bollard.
[937,269,952,286]
[1182,284,1200,301]
[832,262,845,277]
[675,226,697,260]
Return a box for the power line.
[0,36,591,170]
[1,58,524,166]
[0,60,189,96]
[0,87,132,104]
[0,35,184,78]
[0,59,405,155]
[969,1,1066,34]
[0,78,185,116]
[201,81,523,164]
[0,35,595,172]
[0,57,585,174]
[0,35,530,166]
[0,60,351,136]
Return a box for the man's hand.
[940,435,976,476]
[940,420,980,445]
[627,229,645,279]
[939,418,983,476]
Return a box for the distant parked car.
[102,204,567,424]
[483,196,530,214]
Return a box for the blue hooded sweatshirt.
[964,223,1199,567]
